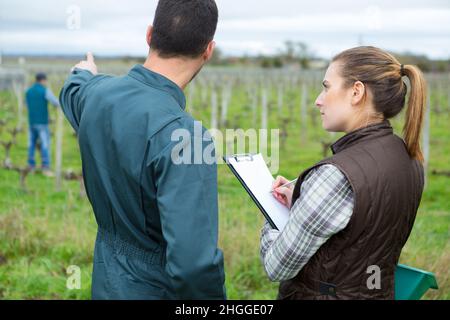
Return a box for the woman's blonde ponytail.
[402,64,427,163]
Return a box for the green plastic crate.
[395,264,438,300]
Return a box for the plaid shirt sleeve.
[260,164,354,282]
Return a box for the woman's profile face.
[315,62,355,132]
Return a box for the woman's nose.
[315,95,323,107]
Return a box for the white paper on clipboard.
[226,153,290,230]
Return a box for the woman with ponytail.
[260,46,427,299]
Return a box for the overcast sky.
[1,0,449,59]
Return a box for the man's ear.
[146,25,153,47]
[351,81,366,106]
[203,41,216,61]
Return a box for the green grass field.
[0,72,448,300]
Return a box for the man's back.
[59,65,226,299]
[26,83,49,125]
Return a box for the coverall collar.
[128,64,186,110]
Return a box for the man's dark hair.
[35,72,47,82]
[150,0,218,58]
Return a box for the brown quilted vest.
[278,120,424,300]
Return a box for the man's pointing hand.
[71,52,98,75]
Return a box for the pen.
[269,179,298,193]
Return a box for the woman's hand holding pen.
[271,176,295,209]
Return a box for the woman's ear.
[351,81,366,106]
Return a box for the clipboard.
[223,153,289,230]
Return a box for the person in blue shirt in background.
[25,72,60,177]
